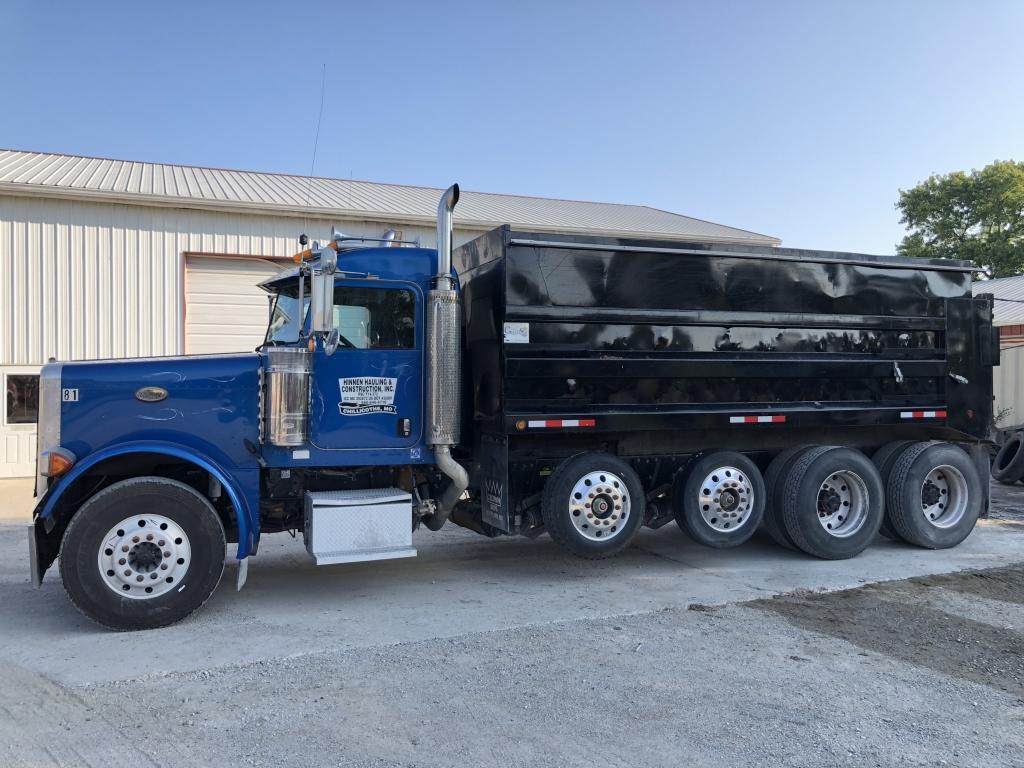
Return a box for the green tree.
[896,160,1024,278]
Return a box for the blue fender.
[39,441,260,559]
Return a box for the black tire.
[871,441,916,540]
[781,447,884,560]
[992,432,1024,483]
[542,452,645,559]
[59,477,226,631]
[672,451,765,548]
[762,446,816,550]
[887,442,982,549]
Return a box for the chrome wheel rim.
[97,514,191,600]
[697,466,754,532]
[816,470,869,538]
[921,465,968,529]
[568,471,631,542]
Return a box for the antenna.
[302,63,327,238]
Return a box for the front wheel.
[541,452,645,559]
[59,477,226,631]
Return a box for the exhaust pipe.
[424,184,468,530]
[436,184,459,285]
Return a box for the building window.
[6,374,39,424]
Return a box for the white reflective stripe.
[729,416,745,423]
[561,419,579,427]
[900,412,914,419]
[756,416,773,423]
[527,420,546,428]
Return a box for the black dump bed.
[453,226,997,447]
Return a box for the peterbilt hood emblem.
[135,386,169,403]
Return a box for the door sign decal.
[338,377,398,416]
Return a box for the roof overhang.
[0,182,783,247]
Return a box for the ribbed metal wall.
[0,195,435,366]
[994,346,1024,428]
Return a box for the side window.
[332,286,415,349]
[6,374,39,424]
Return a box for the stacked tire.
[992,431,1024,485]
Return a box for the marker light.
[41,447,77,478]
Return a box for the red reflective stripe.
[771,415,786,423]
[545,420,560,428]
[579,419,597,427]
[936,410,947,418]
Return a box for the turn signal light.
[41,448,76,478]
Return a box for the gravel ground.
[2,479,1023,767]
[3,557,1024,766]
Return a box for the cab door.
[309,279,422,450]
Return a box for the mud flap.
[480,432,510,532]
[968,442,991,518]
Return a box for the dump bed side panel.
[494,238,988,441]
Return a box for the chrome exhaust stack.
[423,184,468,530]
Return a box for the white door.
[1,366,40,478]
[185,256,286,354]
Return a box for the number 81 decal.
[61,388,79,402]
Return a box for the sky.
[1,0,1021,254]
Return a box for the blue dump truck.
[29,186,998,630]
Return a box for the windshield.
[265,291,309,344]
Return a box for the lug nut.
[136,575,144,582]
[146,533,153,541]
[132,536,140,543]
[123,570,131,577]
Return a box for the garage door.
[185,256,286,354]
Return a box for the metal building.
[0,149,779,476]
[973,276,1024,428]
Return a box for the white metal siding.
[994,346,1024,428]
[0,194,435,366]
[185,256,283,354]
[0,194,435,476]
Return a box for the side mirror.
[310,246,337,334]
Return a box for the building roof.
[0,149,780,246]
[974,275,1024,326]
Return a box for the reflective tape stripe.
[729,415,786,424]
[527,419,597,429]
[900,410,947,419]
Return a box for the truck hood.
[49,353,262,473]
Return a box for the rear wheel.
[871,441,916,540]
[542,452,645,559]
[59,477,226,631]
[887,442,982,549]
[780,447,884,559]
[762,446,815,550]
[673,451,765,548]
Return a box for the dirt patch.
[750,564,1024,699]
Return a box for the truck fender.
[37,442,258,559]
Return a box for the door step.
[303,488,416,565]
